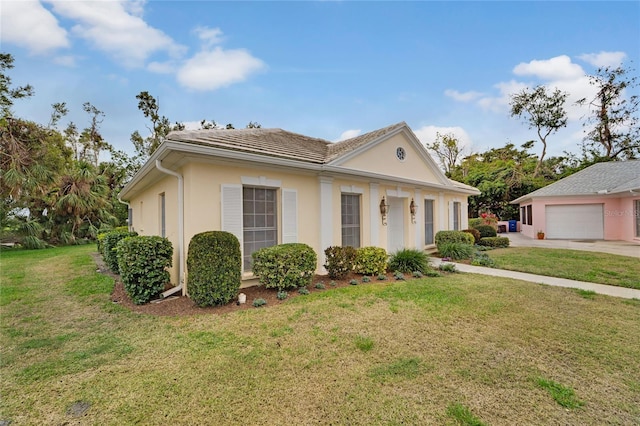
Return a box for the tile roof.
[515,160,640,200]
[166,122,408,164]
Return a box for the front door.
[387,196,405,253]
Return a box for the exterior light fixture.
[410,198,417,223]
[380,196,389,226]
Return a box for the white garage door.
[545,204,604,239]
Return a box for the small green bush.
[438,263,457,273]
[349,279,359,285]
[314,282,326,289]
[324,246,357,279]
[468,218,483,229]
[478,237,510,248]
[354,246,387,275]
[330,280,337,287]
[471,253,496,267]
[277,291,288,300]
[377,273,388,281]
[438,242,474,260]
[187,231,241,307]
[388,248,430,273]
[362,276,371,283]
[253,298,267,307]
[102,230,137,273]
[435,230,474,247]
[252,243,317,291]
[117,236,172,305]
[393,271,405,281]
[474,225,497,238]
[298,287,310,295]
[423,268,442,277]
[462,228,481,244]
[412,271,423,278]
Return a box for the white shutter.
[221,184,243,247]
[448,201,454,230]
[282,188,298,243]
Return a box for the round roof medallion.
[396,147,406,161]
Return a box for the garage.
[545,204,604,239]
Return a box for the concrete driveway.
[504,232,640,258]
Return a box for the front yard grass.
[1,245,639,424]
[488,247,640,289]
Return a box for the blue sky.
[2,1,639,163]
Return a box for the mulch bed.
[93,253,418,317]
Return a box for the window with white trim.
[424,199,434,244]
[341,193,361,247]
[242,187,277,270]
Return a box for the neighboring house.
[512,160,640,242]
[119,122,480,296]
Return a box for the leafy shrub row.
[474,225,497,238]
[478,236,510,248]
[435,230,474,246]
[438,242,475,260]
[252,243,317,290]
[462,228,481,244]
[117,236,173,305]
[187,231,241,307]
[102,229,137,274]
[353,246,388,275]
[324,246,357,279]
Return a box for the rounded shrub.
[102,229,137,273]
[354,246,388,275]
[116,236,173,305]
[474,225,497,238]
[388,248,430,273]
[324,246,357,279]
[252,243,317,291]
[478,236,510,248]
[462,228,481,244]
[187,231,241,307]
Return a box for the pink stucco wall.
[519,196,640,242]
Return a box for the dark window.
[453,202,461,231]
[243,187,277,270]
[526,205,533,225]
[424,199,434,244]
[341,194,361,247]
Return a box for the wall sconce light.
[379,196,389,226]
[410,198,417,223]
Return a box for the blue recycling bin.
[508,220,517,232]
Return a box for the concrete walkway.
[504,232,640,258]
[429,257,640,300]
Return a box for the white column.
[438,192,446,231]
[369,183,379,247]
[414,189,422,248]
[319,176,334,272]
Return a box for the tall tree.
[0,53,34,118]
[130,91,183,159]
[576,64,639,160]
[510,85,568,177]
[425,132,465,176]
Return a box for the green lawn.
[488,247,640,289]
[1,245,639,425]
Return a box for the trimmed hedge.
[462,228,481,244]
[474,224,498,238]
[116,236,173,305]
[435,230,474,247]
[252,243,317,290]
[324,246,357,279]
[478,237,510,248]
[187,231,241,307]
[388,248,430,274]
[354,246,388,275]
[102,229,137,273]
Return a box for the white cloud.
[53,55,76,67]
[513,55,584,81]
[147,61,177,74]
[0,0,69,54]
[413,125,473,150]
[444,89,484,102]
[176,47,265,91]
[194,26,225,47]
[578,51,627,68]
[336,129,361,141]
[45,0,185,67]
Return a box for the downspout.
[155,159,185,298]
[117,196,131,231]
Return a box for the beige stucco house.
[119,122,480,296]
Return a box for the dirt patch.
[93,252,415,317]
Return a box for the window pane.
[243,187,277,270]
[424,200,434,244]
[341,194,361,247]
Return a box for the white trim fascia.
[329,127,405,165]
[241,176,282,187]
[386,187,411,198]
[424,193,437,200]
